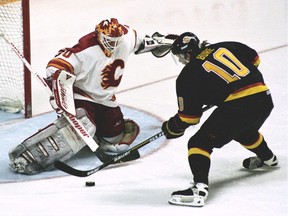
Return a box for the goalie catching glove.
[162,114,190,139]
[135,32,178,57]
[151,32,179,58]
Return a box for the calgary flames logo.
[101,59,125,89]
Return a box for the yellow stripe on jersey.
[188,147,210,159]
[224,82,268,102]
[178,113,201,125]
[47,58,74,73]
[241,133,263,150]
[253,56,260,67]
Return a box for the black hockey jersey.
[176,42,269,125]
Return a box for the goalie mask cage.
[0,0,31,118]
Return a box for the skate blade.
[168,195,204,207]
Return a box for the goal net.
[0,0,31,118]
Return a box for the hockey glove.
[162,114,189,139]
[150,32,179,58]
[135,35,159,55]
[152,32,179,44]
[47,70,76,116]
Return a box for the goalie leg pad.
[94,119,140,163]
[8,108,96,174]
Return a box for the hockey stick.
[54,131,164,177]
[54,105,214,177]
[0,32,98,152]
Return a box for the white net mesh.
[0,0,24,113]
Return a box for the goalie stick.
[0,32,99,152]
[54,105,213,177]
[54,131,164,177]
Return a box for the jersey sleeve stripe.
[47,58,74,73]
[178,113,201,124]
[252,56,260,67]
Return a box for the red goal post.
[0,0,31,118]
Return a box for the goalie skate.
[242,155,278,170]
[168,183,208,207]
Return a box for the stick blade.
[54,160,89,177]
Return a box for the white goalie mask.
[98,32,123,53]
[95,18,128,57]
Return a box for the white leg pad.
[8,108,96,174]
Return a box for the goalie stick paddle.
[54,131,165,177]
[0,32,98,152]
[54,105,214,177]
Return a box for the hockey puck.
[85,181,95,187]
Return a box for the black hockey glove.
[161,114,189,139]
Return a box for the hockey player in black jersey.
[161,32,278,207]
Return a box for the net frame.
[0,0,31,118]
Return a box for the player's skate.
[242,154,278,169]
[168,182,208,207]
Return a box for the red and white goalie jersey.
[46,24,144,107]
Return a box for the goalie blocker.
[45,70,76,116]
